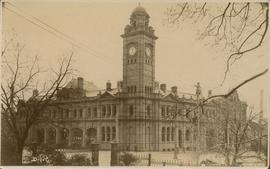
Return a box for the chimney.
[117,81,123,90]
[77,77,84,90]
[32,89,39,97]
[106,81,112,91]
[160,83,166,92]
[171,86,178,95]
[208,90,212,97]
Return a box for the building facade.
[24,6,247,152]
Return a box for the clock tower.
[121,5,158,95]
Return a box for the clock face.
[146,47,151,57]
[129,46,136,56]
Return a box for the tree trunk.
[15,144,24,165]
[231,156,237,166]
[225,154,230,166]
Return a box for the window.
[73,109,77,118]
[102,106,106,117]
[162,127,165,142]
[129,105,134,116]
[167,127,170,141]
[166,106,170,115]
[52,110,56,119]
[102,127,105,141]
[171,127,175,141]
[65,109,69,118]
[88,108,91,118]
[194,130,197,141]
[112,126,116,140]
[112,105,117,117]
[79,109,83,118]
[107,105,111,117]
[146,105,151,116]
[186,129,190,141]
[107,127,111,141]
[94,107,97,118]
[161,107,165,117]
[59,109,63,119]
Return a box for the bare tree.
[165,4,268,164]
[164,71,268,166]
[166,2,268,85]
[1,37,73,165]
[204,102,267,166]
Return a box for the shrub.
[67,154,92,166]
[119,152,138,166]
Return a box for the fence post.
[91,143,99,166]
[148,153,151,166]
[110,142,119,166]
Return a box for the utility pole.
[258,90,263,155]
[195,82,202,165]
[173,100,178,159]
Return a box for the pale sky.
[2,0,269,118]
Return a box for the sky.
[2,0,269,118]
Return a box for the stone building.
[24,5,247,152]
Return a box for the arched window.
[79,109,83,118]
[186,129,190,141]
[193,130,197,141]
[129,105,134,116]
[146,105,151,116]
[171,127,175,141]
[102,106,106,117]
[112,126,116,141]
[88,108,91,118]
[161,107,165,117]
[73,109,77,118]
[93,107,97,118]
[161,127,165,142]
[178,130,182,147]
[107,127,111,141]
[101,127,105,141]
[107,105,111,117]
[112,105,117,117]
[167,127,170,141]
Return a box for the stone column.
[56,128,61,145]
[82,128,86,147]
[116,119,119,143]
[44,128,48,144]
[110,142,119,166]
[68,128,72,147]
[183,126,186,151]
[110,105,113,118]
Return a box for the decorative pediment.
[100,91,115,99]
[163,93,178,101]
